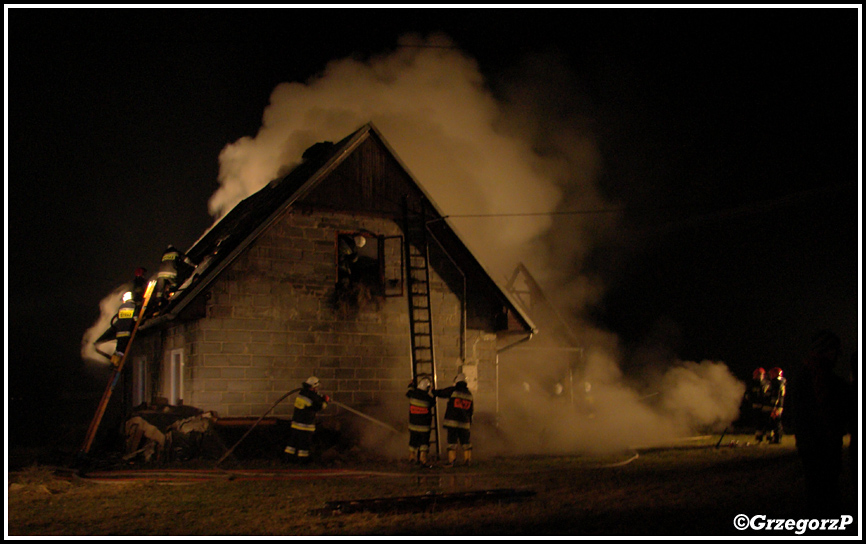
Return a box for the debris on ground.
[122,403,225,464]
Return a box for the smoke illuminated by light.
[81,284,130,363]
[204,33,745,453]
[81,34,746,453]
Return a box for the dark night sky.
[5,8,861,419]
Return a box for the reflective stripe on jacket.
[291,388,327,432]
[407,387,435,432]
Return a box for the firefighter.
[433,372,474,467]
[283,376,329,463]
[406,376,435,466]
[745,367,769,441]
[110,291,136,367]
[132,267,147,315]
[764,367,787,444]
[153,245,194,312]
[337,233,366,287]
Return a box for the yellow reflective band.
[408,423,431,432]
[294,396,312,409]
[118,309,135,319]
[443,419,470,429]
[291,421,316,432]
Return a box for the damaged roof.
[142,123,536,334]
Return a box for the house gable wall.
[133,131,508,426]
[141,209,498,426]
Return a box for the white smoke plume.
[208,33,573,278]
[206,33,746,454]
[81,283,130,363]
[79,34,746,452]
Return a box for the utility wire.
[438,183,850,221]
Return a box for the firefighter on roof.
[433,372,474,467]
[153,245,195,312]
[406,375,435,466]
[284,376,329,463]
[132,267,147,315]
[110,291,136,367]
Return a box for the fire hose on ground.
[215,390,399,467]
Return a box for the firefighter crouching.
[110,291,136,367]
[433,372,474,467]
[406,376,435,466]
[284,376,329,463]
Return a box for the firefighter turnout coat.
[291,386,328,433]
[406,386,435,433]
[434,382,474,430]
[112,297,137,354]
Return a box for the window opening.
[132,356,148,407]
[167,349,184,405]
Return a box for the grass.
[6,435,859,537]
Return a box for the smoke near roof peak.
[208,33,575,280]
[83,34,745,454]
[205,33,744,453]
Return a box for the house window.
[334,231,404,307]
[132,356,148,408]
[167,349,184,406]
[336,231,378,290]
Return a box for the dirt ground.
[6,434,861,537]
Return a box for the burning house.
[116,123,536,448]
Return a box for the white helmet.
[305,376,320,388]
[417,376,432,390]
[122,291,133,303]
[454,373,467,385]
[353,235,366,248]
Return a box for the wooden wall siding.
[303,137,428,217]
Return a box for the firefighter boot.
[419,450,428,465]
[445,449,457,468]
[408,450,418,464]
[463,448,472,467]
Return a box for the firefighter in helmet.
[153,245,195,313]
[764,367,787,444]
[110,291,137,367]
[406,375,435,466]
[745,367,769,440]
[132,267,148,315]
[337,233,366,287]
[433,372,474,467]
[284,376,329,463]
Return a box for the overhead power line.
[438,183,851,222]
